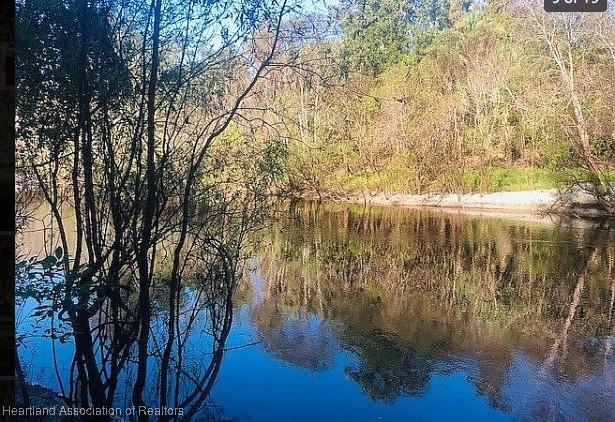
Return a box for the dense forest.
[252,0,615,205]
[16,1,615,208]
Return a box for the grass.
[310,165,611,196]
[462,167,561,192]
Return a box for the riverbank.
[302,188,610,219]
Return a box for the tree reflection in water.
[16,200,615,420]
[251,302,337,372]
[16,206,245,421]
[246,201,615,418]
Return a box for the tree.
[17,0,303,416]
[526,4,615,213]
[337,0,452,75]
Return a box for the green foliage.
[462,168,559,192]
[338,0,451,75]
[339,0,411,75]
[273,6,615,197]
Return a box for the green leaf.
[54,246,63,260]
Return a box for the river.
[17,201,615,420]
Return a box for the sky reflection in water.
[212,203,615,421]
[18,202,615,420]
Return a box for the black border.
[0,0,15,414]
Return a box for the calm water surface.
[18,202,615,421]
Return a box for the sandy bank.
[305,188,609,219]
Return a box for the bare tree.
[526,3,615,214]
[17,0,303,417]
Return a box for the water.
[17,201,615,420]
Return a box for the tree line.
[251,0,615,213]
